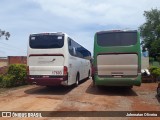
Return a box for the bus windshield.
[97,31,137,47]
[29,34,64,49]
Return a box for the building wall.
[0,56,26,74]
[0,66,7,74]
[8,56,27,65]
[0,58,8,67]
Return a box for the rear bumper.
[27,75,68,86]
[94,74,141,86]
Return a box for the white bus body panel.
[27,33,91,86]
[29,56,64,75]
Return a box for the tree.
[139,9,160,59]
[0,29,10,40]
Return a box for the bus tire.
[75,73,79,87]
[96,85,102,90]
[126,86,133,89]
[87,70,90,80]
[157,87,160,97]
[46,86,52,88]
[92,75,95,85]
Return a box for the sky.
[0,0,160,57]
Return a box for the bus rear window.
[29,34,64,49]
[97,32,137,46]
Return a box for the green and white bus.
[92,30,141,87]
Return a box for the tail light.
[27,66,29,75]
[63,66,68,75]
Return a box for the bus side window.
[68,38,73,56]
[73,47,76,56]
[68,39,71,46]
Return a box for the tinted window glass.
[68,38,91,59]
[29,34,64,49]
[97,32,137,46]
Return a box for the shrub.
[149,57,154,63]
[149,66,159,73]
[150,66,160,82]
[1,74,15,87]
[157,56,160,63]
[0,64,27,88]
[152,68,160,77]
[7,64,27,86]
[0,75,3,86]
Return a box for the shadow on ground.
[156,95,160,103]
[24,85,74,95]
[86,82,138,96]
[24,78,89,95]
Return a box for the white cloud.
[0,0,160,56]
[32,0,160,27]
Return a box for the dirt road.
[0,78,159,120]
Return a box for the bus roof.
[30,32,68,36]
[96,30,137,34]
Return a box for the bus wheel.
[157,87,160,97]
[87,70,90,80]
[126,86,133,89]
[75,73,79,87]
[46,86,52,88]
[96,85,103,90]
[130,86,133,89]
[92,75,95,85]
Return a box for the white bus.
[27,32,91,86]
